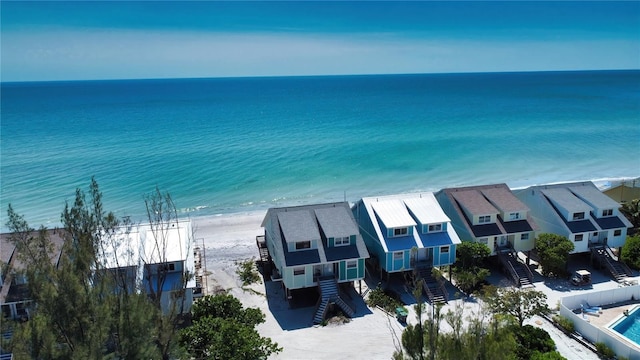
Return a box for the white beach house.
[96,220,197,314]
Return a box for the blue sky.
[2,1,639,81]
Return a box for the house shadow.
[263,279,372,331]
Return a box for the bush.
[535,233,574,278]
[510,324,555,360]
[553,315,575,334]
[366,286,403,313]
[235,258,261,286]
[595,342,615,359]
[621,235,640,270]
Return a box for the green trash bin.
[395,307,408,323]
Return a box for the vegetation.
[552,315,575,334]
[451,241,491,295]
[236,258,262,286]
[392,290,563,360]
[620,199,640,229]
[482,286,550,327]
[595,341,616,359]
[366,285,404,313]
[621,235,640,270]
[510,324,558,360]
[534,233,574,278]
[179,294,281,359]
[4,178,279,359]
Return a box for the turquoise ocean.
[1,70,639,231]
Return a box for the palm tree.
[621,199,640,231]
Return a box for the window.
[393,252,404,260]
[478,238,488,245]
[509,212,521,221]
[347,260,357,269]
[572,212,585,220]
[603,209,613,217]
[295,241,311,250]
[478,215,491,224]
[394,227,408,236]
[428,224,442,232]
[614,229,622,236]
[574,234,584,241]
[521,233,529,241]
[334,237,350,246]
[293,267,305,276]
[440,246,449,254]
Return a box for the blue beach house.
[260,202,369,323]
[353,193,460,301]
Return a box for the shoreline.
[1,175,638,234]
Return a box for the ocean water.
[1,70,639,230]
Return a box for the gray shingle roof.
[277,210,321,243]
[314,206,358,239]
[569,184,620,209]
[540,188,592,213]
[263,202,368,268]
[594,216,626,230]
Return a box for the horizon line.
[2,68,639,85]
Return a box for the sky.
[1,1,639,82]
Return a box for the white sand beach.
[194,212,617,360]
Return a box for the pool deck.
[578,301,640,351]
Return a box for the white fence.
[560,285,640,360]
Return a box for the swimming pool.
[610,305,640,346]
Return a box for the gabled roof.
[371,199,417,229]
[359,193,461,253]
[403,194,450,225]
[314,206,358,239]
[438,184,539,240]
[569,184,620,210]
[451,190,499,215]
[481,186,529,213]
[277,210,320,243]
[540,188,592,213]
[263,202,369,268]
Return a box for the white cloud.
[2,29,638,81]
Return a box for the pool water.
[611,307,640,345]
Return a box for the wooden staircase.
[313,279,355,324]
[591,245,633,282]
[498,250,534,288]
[416,267,448,304]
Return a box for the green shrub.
[235,258,261,286]
[595,342,615,359]
[366,286,403,313]
[510,324,556,360]
[553,315,574,334]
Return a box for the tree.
[621,235,640,269]
[5,178,188,359]
[179,294,282,360]
[620,199,640,229]
[456,241,491,269]
[483,286,550,327]
[534,233,574,278]
[452,241,491,295]
[510,324,557,360]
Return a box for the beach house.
[514,182,633,281]
[259,202,369,323]
[97,220,198,314]
[353,193,461,301]
[435,184,538,287]
[0,230,65,321]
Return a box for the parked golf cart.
[571,270,592,286]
